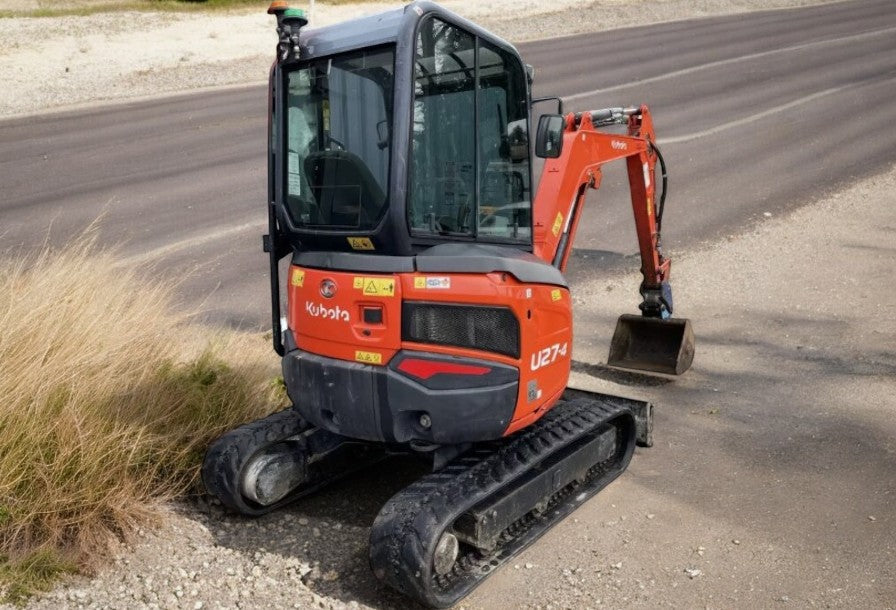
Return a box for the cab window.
[284,47,394,230]
[409,18,531,242]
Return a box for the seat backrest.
[304,150,386,227]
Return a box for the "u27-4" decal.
[530,342,568,371]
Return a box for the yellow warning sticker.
[347,237,375,250]
[354,277,395,297]
[355,350,382,365]
[551,289,562,301]
[647,194,653,217]
[290,269,305,287]
[414,277,426,289]
[551,212,564,237]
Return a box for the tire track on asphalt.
[118,220,266,266]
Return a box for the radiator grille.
[402,302,520,358]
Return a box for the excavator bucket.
[607,314,695,375]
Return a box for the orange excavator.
[203,2,694,606]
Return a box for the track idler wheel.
[203,407,388,517]
[202,409,311,517]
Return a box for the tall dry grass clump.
[0,232,282,601]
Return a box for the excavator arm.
[533,105,694,374]
[533,105,672,317]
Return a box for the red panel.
[397,358,491,380]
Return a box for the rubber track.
[368,398,636,608]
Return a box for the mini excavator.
[203,2,695,606]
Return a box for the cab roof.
[297,1,519,62]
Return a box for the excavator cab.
[269,6,534,257]
[264,1,693,376]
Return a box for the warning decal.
[355,350,383,365]
[347,237,375,250]
[353,277,395,297]
[290,269,305,287]
[551,289,562,301]
[551,212,564,237]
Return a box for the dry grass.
[0,230,283,601]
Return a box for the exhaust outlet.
[607,314,695,376]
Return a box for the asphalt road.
[1,0,894,328]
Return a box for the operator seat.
[304,150,386,227]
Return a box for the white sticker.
[642,162,651,189]
[288,152,302,195]
[525,288,532,299]
[425,277,450,289]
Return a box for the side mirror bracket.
[530,96,563,115]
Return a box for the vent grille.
[402,302,520,358]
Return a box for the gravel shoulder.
[0,0,839,118]
[19,163,896,610]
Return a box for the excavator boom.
[532,105,694,374]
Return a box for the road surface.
[1,0,894,328]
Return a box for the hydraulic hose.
[652,141,668,234]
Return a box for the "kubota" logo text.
[306,301,349,322]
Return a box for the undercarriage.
[202,389,652,607]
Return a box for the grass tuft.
[0,549,78,605]
[0,229,283,601]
